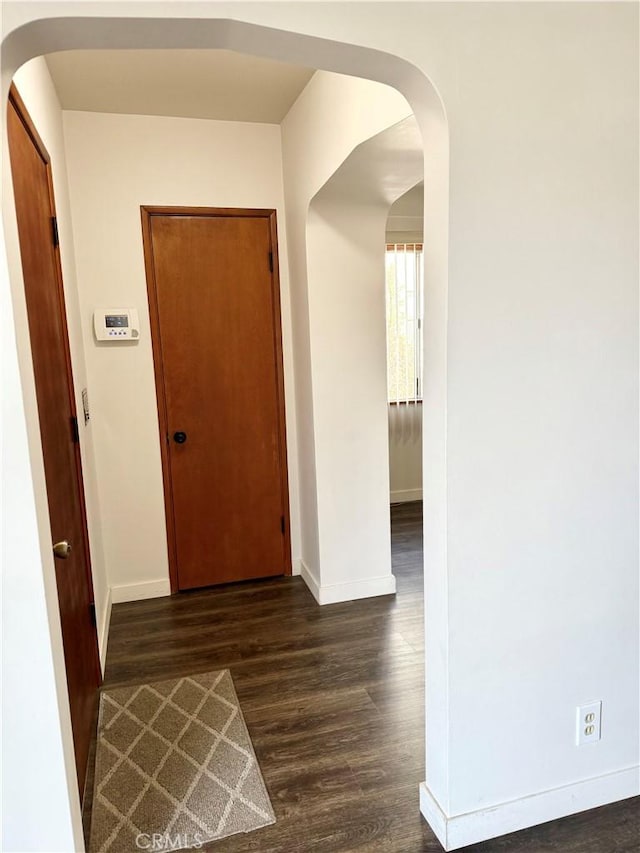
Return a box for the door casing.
[7,83,101,796]
[141,205,292,593]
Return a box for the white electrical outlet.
[576,701,602,745]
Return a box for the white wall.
[302,115,423,601]
[62,109,300,602]
[1,5,638,852]
[305,196,395,600]
[280,71,414,599]
[444,5,639,820]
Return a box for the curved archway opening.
[1,14,450,851]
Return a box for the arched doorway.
[1,15,449,851]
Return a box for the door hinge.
[51,216,59,248]
[70,415,80,443]
[280,515,285,535]
[89,602,96,627]
[268,251,274,273]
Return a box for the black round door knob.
[173,431,187,444]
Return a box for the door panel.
[7,88,100,795]
[142,209,291,591]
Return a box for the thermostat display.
[94,308,140,341]
[105,315,129,328]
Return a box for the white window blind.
[385,243,424,403]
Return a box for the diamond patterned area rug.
[89,670,275,853]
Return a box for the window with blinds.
[385,243,424,403]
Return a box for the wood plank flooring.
[91,502,639,852]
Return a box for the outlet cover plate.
[577,700,602,745]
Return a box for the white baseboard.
[98,586,112,674]
[299,560,321,601]
[420,766,640,851]
[419,783,449,849]
[390,488,423,503]
[110,578,171,604]
[300,561,396,605]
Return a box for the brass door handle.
[53,540,72,559]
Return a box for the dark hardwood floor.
[90,502,639,852]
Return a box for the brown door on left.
[7,86,101,796]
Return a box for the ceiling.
[45,50,315,124]
[389,183,424,217]
[315,117,423,209]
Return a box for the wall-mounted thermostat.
[94,308,140,341]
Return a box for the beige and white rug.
[89,670,275,853]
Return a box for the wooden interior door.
[7,86,101,796]
[142,207,291,591]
